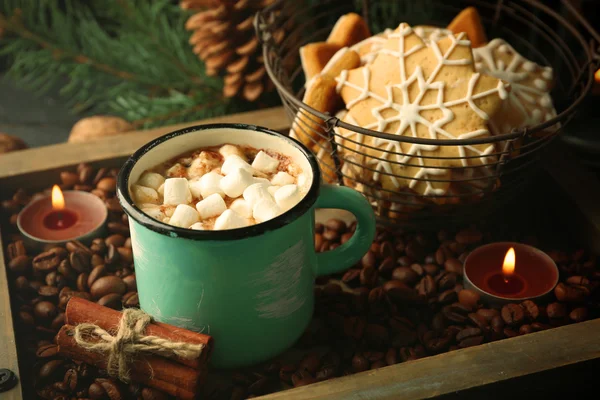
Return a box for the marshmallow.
[163,178,192,205]
[196,193,227,219]
[287,163,302,176]
[252,150,279,173]
[220,168,255,198]
[137,172,165,190]
[267,186,279,196]
[219,144,247,161]
[157,183,165,196]
[297,173,308,189]
[169,204,200,228]
[229,198,253,218]
[189,222,206,230]
[187,151,221,178]
[274,184,303,211]
[221,155,254,175]
[132,185,159,204]
[166,163,186,177]
[253,198,281,223]
[188,178,202,199]
[198,171,225,198]
[271,171,295,186]
[140,204,165,220]
[214,209,249,230]
[243,183,273,208]
[254,177,271,185]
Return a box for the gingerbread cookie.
[327,13,371,48]
[300,42,342,83]
[290,75,342,149]
[413,25,452,44]
[447,7,487,48]
[334,23,508,197]
[473,38,557,136]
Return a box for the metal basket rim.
[256,0,598,147]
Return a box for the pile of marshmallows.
[131,145,308,230]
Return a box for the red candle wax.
[464,242,558,302]
[43,209,78,230]
[17,191,107,244]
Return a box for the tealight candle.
[463,242,559,306]
[17,185,108,249]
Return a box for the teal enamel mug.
[117,124,376,368]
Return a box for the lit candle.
[17,186,108,249]
[463,242,559,306]
[594,68,600,96]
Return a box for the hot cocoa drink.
[131,143,309,230]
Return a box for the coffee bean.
[122,292,139,308]
[279,364,296,384]
[554,282,589,303]
[15,276,31,294]
[108,221,128,235]
[458,289,480,310]
[63,368,78,392]
[409,263,424,276]
[316,365,337,381]
[38,359,65,380]
[520,300,539,321]
[531,322,551,332]
[122,274,136,292]
[392,267,419,285]
[59,171,79,188]
[546,302,567,319]
[456,327,482,342]
[97,293,123,310]
[97,177,116,192]
[459,335,484,348]
[298,352,321,375]
[104,198,123,214]
[519,324,534,335]
[405,241,425,261]
[90,238,107,255]
[503,328,518,338]
[51,312,65,331]
[476,308,499,322]
[396,255,412,267]
[70,251,91,273]
[8,255,31,275]
[58,259,77,280]
[292,370,316,387]
[33,251,62,273]
[66,241,92,255]
[351,354,369,372]
[34,301,57,321]
[442,303,469,324]
[322,229,340,242]
[378,256,396,277]
[434,247,446,265]
[105,244,120,265]
[455,228,482,245]
[380,242,396,264]
[89,382,107,398]
[96,378,124,400]
[325,218,346,233]
[117,247,133,264]
[437,272,457,291]
[88,264,107,288]
[90,276,127,299]
[30,280,43,292]
[425,335,451,354]
[423,264,439,276]
[418,275,437,297]
[444,258,463,275]
[36,343,59,358]
[360,266,378,287]
[566,276,590,286]
[7,240,26,260]
[370,360,387,370]
[78,164,93,183]
[490,315,505,332]
[38,285,59,298]
[501,304,525,326]
[570,307,588,322]
[383,280,421,303]
[90,253,104,267]
[437,289,457,304]
[361,251,376,269]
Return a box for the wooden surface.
[0,228,21,399]
[259,319,600,400]
[2,108,600,400]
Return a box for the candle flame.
[596,68,600,83]
[502,247,516,278]
[52,185,65,210]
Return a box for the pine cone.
[182,0,284,102]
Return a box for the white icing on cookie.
[474,38,556,131]
[413,26,452,44]
[336,25,506,195]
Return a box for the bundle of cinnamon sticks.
[56,297,213,399]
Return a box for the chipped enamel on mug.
[117,124,376,368]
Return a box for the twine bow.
[71,308,204,382]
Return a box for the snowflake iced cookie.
[334,23,508,197]
[473,38,557,136]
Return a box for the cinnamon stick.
[57,324,198,399]
[65,297,213,369]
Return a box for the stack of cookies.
[289,7,558,217]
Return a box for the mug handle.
[314,184,376,276]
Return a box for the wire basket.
[255,0,599,230]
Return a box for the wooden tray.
[1,107,600,400]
